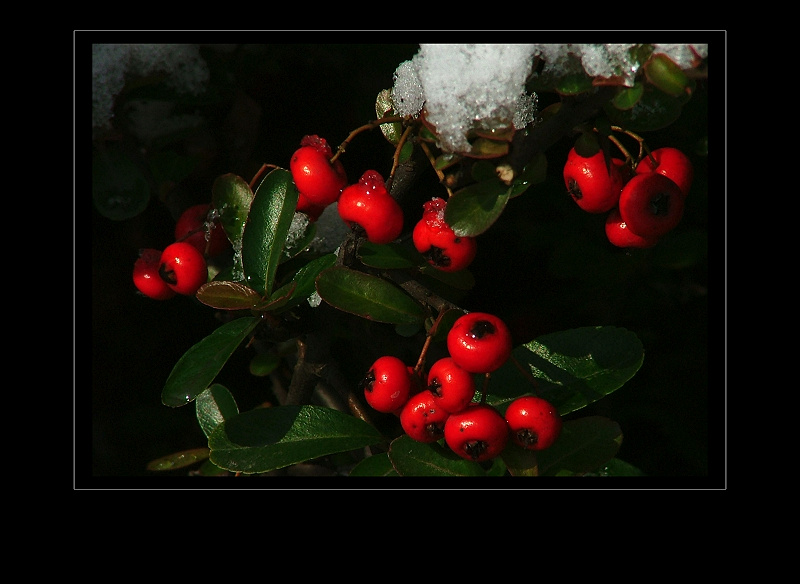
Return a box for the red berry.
[296,192,329,223]
[618,173,685,238]
[612,157,633,185]
[504,396,562,451]
[359,355,412,414]
[446,312,513,374]
[427,357,476,414]
[133,248,176,300]
[174,203,231,257]
[604,207,659,249]
[159,242,208,296]
[563,147,625,213]
[444,403,509,462]
[399,389,450,443]
[290,135,348,209]
[337,170,404,245]
[412,197,477,272]
[635,147,693,198]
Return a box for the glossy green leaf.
[358,241,421,269]
[161,316,260,407]
[644,53,692,98]
[348,452,400,476]
[604,88,683,132]
[445,179,510,237]
[211,173,254,245]
[92,147,150,220]
[537,416,623,476]
[195,280,261,310]
[315,266,427,325]
[388,435,486,476]
[196,384,239,439]
[241,168,299,296]
[146,448,210,471]
[611,82,644,110]
[208,405,384,474]
[485,326,644,416]
[264,253,337,313]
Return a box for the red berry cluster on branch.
[564,134,693,249]
[132,203,231,300]
[360,311,562,463]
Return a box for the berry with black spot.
[504,395,562,451]
[444,403,509,462]
[446,312,513,374]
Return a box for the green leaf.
[376,89,403,144]
[161,316,260,407]
[195,280,261,310]
[241,168,299,296]
[92,147,150,220]
[208,405,384,474]
[486,326,644,416]
[348,452,400,476]
[315,266,427,325]
[260,253,337,313]
[537,416,623,476]
[358,241,421,269]
[644,53,692,98]
[211,173,254,245]
[388,435,486,476]
[445,179,511,237]
[466,138,508,159]
[611,82,644,110]
[249,352,280,377]
[604,88,683,132]
[195,384,239,439]
[146,448,210,471]
[501,442,540,476]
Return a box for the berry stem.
[419,140,455,198]
[331,115,405,164]
[509,353,540,394]
[413,308,449,374]
[479,373,490,404]
[386,124,414,190]
[249,163,280,190]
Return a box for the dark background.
[85,41,721,485]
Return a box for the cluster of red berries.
[563,145,693,249]
[359,311,562,462]
[290,135,405,245]
[132,203,230,300]
[290,136,478,273]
